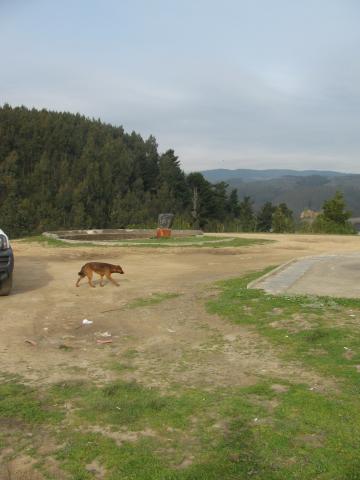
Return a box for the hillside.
[202,169,360,217]
[2,105,358,236]
[0,105,246,236]
[0,105,193,236]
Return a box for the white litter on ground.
[82,319,93,325]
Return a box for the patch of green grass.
[219,381,360,479]
[46,379,274,479]
[127,292,180,309]
[106,361,136,373]
[122,348,140,359]
[57,433,167,480]
[209,237,274,248]
[207,268,360,389]
[115,236,273,248]
[19,235,64,247]
[51,380,206,430]
[18,235,97,248]
[48,377,360,479]
[0,382,63,424]
[117,235,225,244]
[4,372,360,478]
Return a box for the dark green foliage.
[227,188,240,217]
[306,216,356,234]
[238,195,255,231]
[303,192,355,234]
[256,201,276,232]
[1,105,274,236]
[322,191,351,225]
[0,104,329,236]
[272,203,295,233]
[0,105,193,236]
[186,173,241,230]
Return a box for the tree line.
[0,105,354,237]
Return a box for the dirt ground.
[2,233,360,390]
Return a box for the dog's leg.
[87,271,96,288]
[100,274,105,287]
[106,272,120,287]
[76,275,82,287]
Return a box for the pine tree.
[227,189,240,217]
[322,191,351,225]
[310,191,354,234]
[256,202,275,232]
[239,196,255,231]
[272,204,295,233]
[159,149,190,211]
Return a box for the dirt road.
[1,233,360,389]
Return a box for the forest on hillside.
[0,105,249,237]
[1,105,354,238]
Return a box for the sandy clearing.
[1,233,359,388]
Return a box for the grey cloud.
[2,0,360,172]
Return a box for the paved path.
[252,254,360,298]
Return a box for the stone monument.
[157,213,174,238]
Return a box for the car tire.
[0,273,12,296]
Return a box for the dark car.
[0,230,14,295]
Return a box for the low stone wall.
[43,228,203,242]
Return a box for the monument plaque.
[157,213,174,238]
[158,213,174,229]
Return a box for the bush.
[299,191,356,235]
[272,203,295,233]
[301,215,356,234]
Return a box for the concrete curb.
[247,258,298,290]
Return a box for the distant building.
[300,209,320,223]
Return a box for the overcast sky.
[1,0,360,172]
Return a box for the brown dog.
[76,262,124,288]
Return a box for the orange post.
[156,228,171,238]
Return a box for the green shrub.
[304,215,356,234]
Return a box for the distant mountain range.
[201,169,360,217]
[201,168,347,182]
